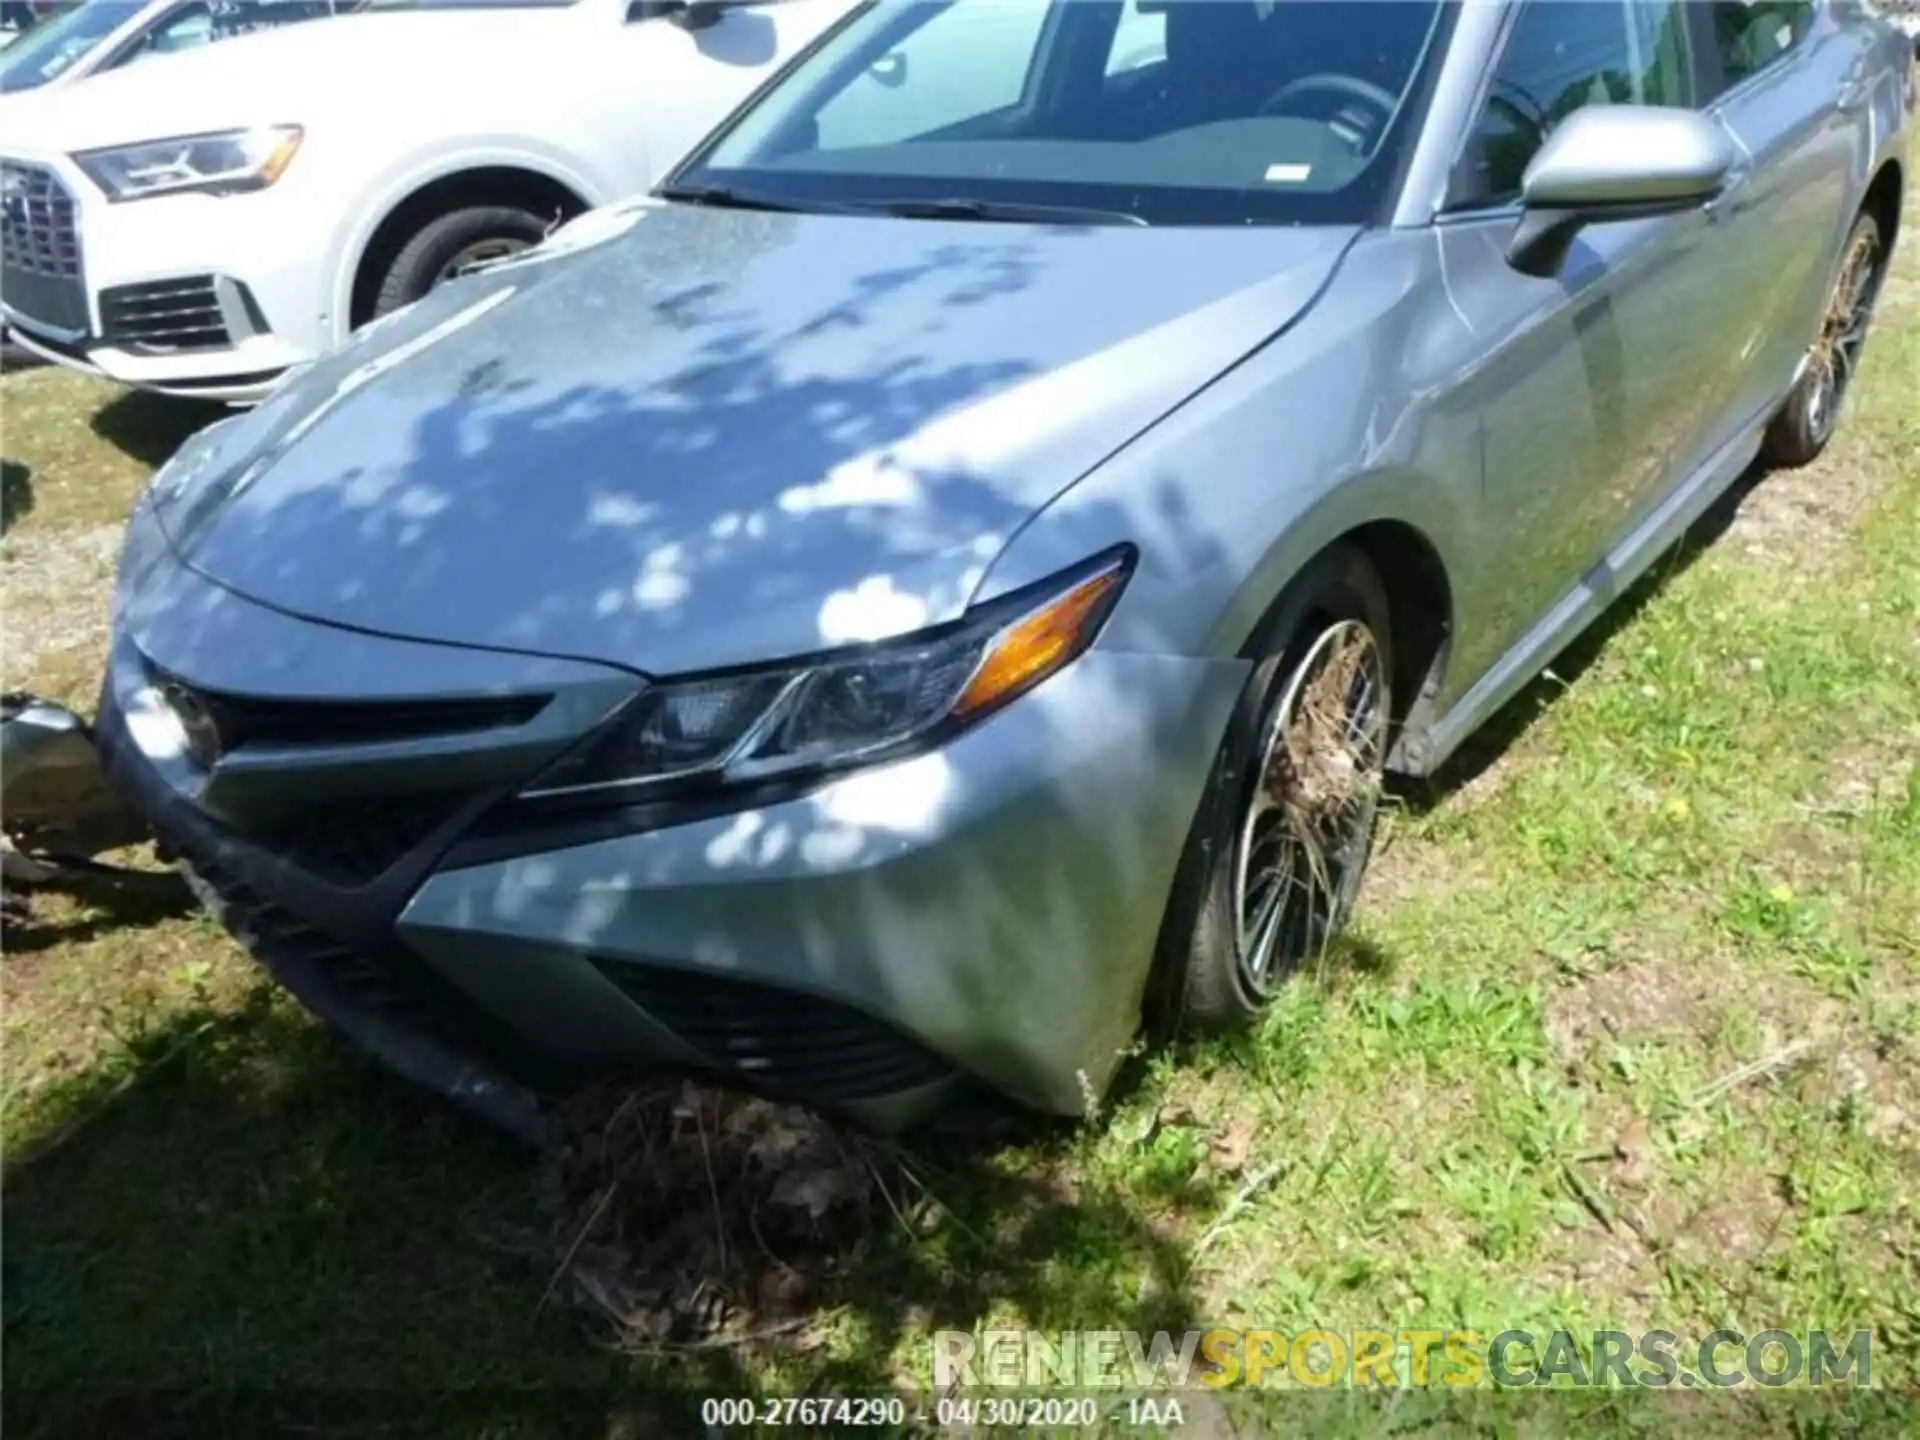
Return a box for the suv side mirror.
[1506,106,1736,277]
[626,0,740,30]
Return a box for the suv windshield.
[680,0,1453,226]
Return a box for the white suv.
[0,0,852,402]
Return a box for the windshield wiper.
[655,183,862,217]
[874,197,1150,227]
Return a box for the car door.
[1433,0,1744,689]
[1692,2,1863,446]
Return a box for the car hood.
[0,11,555,150]
[155,200,1356,676]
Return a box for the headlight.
[520,548,1132,804]
[73,125,303,203]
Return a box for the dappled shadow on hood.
[151,201,1333,675]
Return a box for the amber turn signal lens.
[952,568,1124,719]
[257,129,304,187]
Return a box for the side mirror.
[626,0,738,30]
[1506,106,1736,277]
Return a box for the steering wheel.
[1259,73,1399,151]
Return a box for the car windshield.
[681,0,1453,226]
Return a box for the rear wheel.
[1156,546,1394,1028]
[1763,211,1885,469]
[369,204,553,319]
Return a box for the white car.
[0,0,853,402]
[1,2,358,95]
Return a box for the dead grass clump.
[536,1080,910,1347]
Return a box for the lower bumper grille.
[169,829,555,1143]
[186,845,432,1027]
[599,965,953,1103]
[252,795,470,890]
[100,277,231,353]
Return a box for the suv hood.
[156,200,1355,675]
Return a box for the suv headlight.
[74,125,303,203]
[520,548,1132,804]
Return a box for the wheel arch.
[1235,518,1455,776]
[332,154,603,336]
[1862,156,1903,265]
[1202,464,1465,775]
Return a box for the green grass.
[4,193,1918,1436]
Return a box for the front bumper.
[0,149,331,403]
[102,536,1246,1129]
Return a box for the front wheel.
[1156,546,1394,1028]
[369,204,553,319]
[1763,211,1885,469]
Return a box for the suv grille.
[100,277,230,353]
[0,161,78,277]
[599,965,953,1103]
[0,160,85,334]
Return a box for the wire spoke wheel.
[1231,619,1389,997]
[1804,228,1883,443]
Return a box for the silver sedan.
[99,0,1914,1135]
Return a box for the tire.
[1762,211,1885,469]
[369,204,554,319]
[1153,545,1395,1029]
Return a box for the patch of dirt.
[2,523,121,688]
[1666,1192,1792,1270]
[1544,952,1723,1063]
[1838,1029,1920,1153]
[1812,741,1912,822]
[1723,451,1884,563]
[1362,823,1496,913]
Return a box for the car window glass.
[814,0,1053,151]
[1710,1,1813,87]
[1,1,125,90]
[147,3,214,54]
[111,0,348,69]
[1459,0,1693,207]
[695,1,1453,228]
[1104,0,1165,77]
